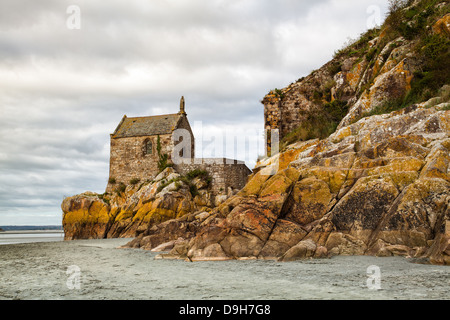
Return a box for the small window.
[145,140,153,155]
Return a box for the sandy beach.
[0,238,448,300]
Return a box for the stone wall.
[106,134,173,193]
[262,80,324,156]
[262,91,312,155]
[174,158,252,194]
[262,94,281,156]
[277,93,314,138]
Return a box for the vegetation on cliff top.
[279,0,449,149]
[156,169,212,197]
[389,0,449,106]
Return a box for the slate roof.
[111,114,183,138]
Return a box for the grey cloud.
[0,0,329,69]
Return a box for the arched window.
[145,139,153,155]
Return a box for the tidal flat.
[0,238,448,300]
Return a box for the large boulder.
[62,192,111,240]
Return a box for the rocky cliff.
[263,0,449,154]
[62,168,232,240]
[63,0,450,265]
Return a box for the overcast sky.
[0,0,388,226]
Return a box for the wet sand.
[0,238,448,300]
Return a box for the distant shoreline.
[0,225,63,232]
[0,229,65,246]
[0,230,64,235]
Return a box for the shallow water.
[0,231,64,245]
[0,238,448,300]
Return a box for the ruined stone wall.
[262,92,311,155]
[106,134,173,193]
[262,94,282,156]
[277,93,314,138]
[262,78,326,155]
[174,158,251,194]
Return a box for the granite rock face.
[62,167,230,240]
[124,101,449,265]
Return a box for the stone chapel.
[106,97,251,194]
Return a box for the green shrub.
[328,61,342,76]
[385,0,445,41]
[155,170,211,196]
[404,6,419,19]
[108,177,116,184]
[185,169,208,180]
[333,28,380,60]
[156,135,173,173]
[422,34,449,62]
[98,193,111,206]
[130,178,140,185]
[280,100,349,149]
[189,184,199,197]
[312,90,322,101]
[323,100,349,121]
[115,183,126,195]
[397,6,431,40]
[403,34,450,106]
[365,47,379,62]
[274,88,285,99]
[186,169,212,189]
[157,179,171,193]
[360,97,405,119]
[385,0,408,31]
[323,80,336,102]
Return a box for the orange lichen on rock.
[433,13,450,36]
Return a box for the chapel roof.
[111,113,184,138]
